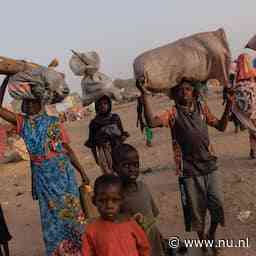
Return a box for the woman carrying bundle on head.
[0,70,90,256]
[232,53,256,158]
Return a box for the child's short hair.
[112,143,139,165]
[94,174,123,195]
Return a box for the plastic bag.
[81,71,123,105]
[69,51,100,76]
[69,51,123,105]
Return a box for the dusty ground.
[0,89,255,255]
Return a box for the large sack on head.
[81,72,123,106]
[133,28,231,93]
[8,67,70,104]
[69,50,123,105]
[69,51,100,76]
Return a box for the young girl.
[85,95,129,174]
[82,175,150,256]
[0,204,11,256]
[112,144,165,256]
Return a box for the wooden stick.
[0,76,10,106]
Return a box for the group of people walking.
[0,52,255,256]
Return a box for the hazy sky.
[0,0,255,96]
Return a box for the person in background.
[223,73,245,133]
[82,174,150,256]
[194,82,208,100]
[233,54,256,158]
[85,95,129,174]
[145,126,153,147]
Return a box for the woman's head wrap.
[95,95,112,114]
[236,53,256,82]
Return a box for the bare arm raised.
[203,101,232,132]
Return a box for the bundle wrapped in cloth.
[69,50,123,105]
[8,66,70,104]
[69,51,100,76]
[133,28,231,93]
[81,71,123,105]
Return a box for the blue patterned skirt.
[31,154,85,256]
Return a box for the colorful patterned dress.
[16,113,85,256]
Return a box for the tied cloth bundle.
[8,66,70,104]
[232,53,256,132]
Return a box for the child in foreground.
[0,204,12,256]
[82,175,150,256]
[112,144,165,256]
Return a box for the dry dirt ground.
[0,89,255,256]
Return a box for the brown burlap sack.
[133,28,231,92]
